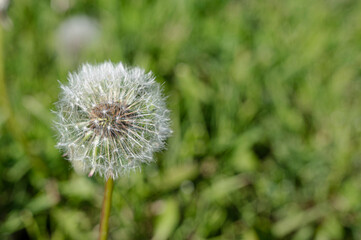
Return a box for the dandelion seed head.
[54,61,172,179]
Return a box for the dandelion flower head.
[54,61,171,179]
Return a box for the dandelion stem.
[98,177,114,240]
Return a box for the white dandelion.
[54,61,171,179]
[55,15,100,62]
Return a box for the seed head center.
[88,102,135,137]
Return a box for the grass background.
[1,0,361,239]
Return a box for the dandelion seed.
[54,61,171,179]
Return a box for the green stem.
[0,22,10,119]
[98,177,114,240]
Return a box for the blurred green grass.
[1,0,361,239]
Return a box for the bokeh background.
[1,0,361,239]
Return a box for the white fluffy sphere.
[54,62,171,179]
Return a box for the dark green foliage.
[0,0,361,239]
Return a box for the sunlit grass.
[1,1,361,239]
